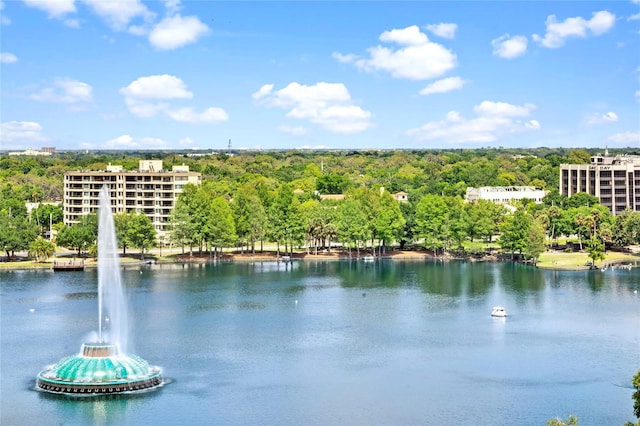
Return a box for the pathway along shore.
[2,247,639,272]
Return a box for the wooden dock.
[52,260,85,271]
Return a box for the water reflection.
[38,388,161,426]
[4,261,639,425]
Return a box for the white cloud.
[22,0,207,51]
[121,74,193,100]
[419,76,467,96]
[636,90,640,102]
[64,18,80,28]
[123,98,169,118]
[608,131,640,144]
[164,0,182,15]
[22,0,75,18]
[0,121,50,148]
[0,52,17,63]
[166,107,228,123]
[148,14,209,50]
[585,111,619,125]
[278,125,308,136]
[333,25,457,80]
[299,144,330,150]
[82,0,152,31]
[492,34,528,59]
[252,84,274,100]
[121,74,227,123]
[525,120,541,130]
[29,78,93,104]
[0,1,10,25]
[105,134,168,149]
[255,82,373,134]
[332,52,358,63]
[406,100,540,144]
[628,13,640,21]
[533,10,616,48]
[424,23,457,39]
[179,136,194,146]
[380,25,429,45]
[473,101,536,117]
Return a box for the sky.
[0,1,639,152]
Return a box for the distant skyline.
[1,1,639,151]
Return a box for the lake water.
[1,260,639,426]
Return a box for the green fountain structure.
[36,187,163,395]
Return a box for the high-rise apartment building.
[63,160,202,237]
[559,152,640,215]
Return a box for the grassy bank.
[536,251,639,270]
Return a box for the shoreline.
[2,249,638,272]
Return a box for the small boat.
[491,306,508,317]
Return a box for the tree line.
[0,148,639,263]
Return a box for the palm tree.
[28,237,55,262]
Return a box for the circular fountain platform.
[36,343,163,395]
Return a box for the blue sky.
[1,1,639,151]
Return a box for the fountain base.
[36,343,163,395]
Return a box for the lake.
[1,260,639,425]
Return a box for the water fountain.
[36,186,163,395]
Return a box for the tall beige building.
[63,160,201,237]
[559,152,640,215]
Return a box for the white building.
[465,186,547,205]
[8,148,52,156]
[63,160,201,238]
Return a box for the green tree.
[444,196,467,250]
[169,184,210,255]
[336,198,369,257]
[612,209,640,247]
[0,212,39,258]
[567,148,591,164]
[231,186,253,251]
[350,187,377,251]
[372,190,406,255]
[584,236,604,268]
[547,414,579,426]
[205,197,237,257]
[565,192,599,209]
[302,200,338,255]
[127,213,156,260]
[269,184,305,256]
[499,209,531,260]
[113,213,132,254]
[525,218,546,264]
[464,200,494,243]
[231,184,267,253]
[316,173,349,195]
[633,369,640,420]
[414,194,449,255]
[56,215,97,256]
[0,184,28,218]
[31,203,63,236]
[28,237,56,262]
[398,201,415,250]
[542,205,562,244]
